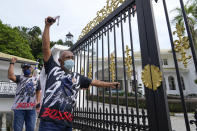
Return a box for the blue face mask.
[64,59,74,70]
[23,69,31,76]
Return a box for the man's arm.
[36,90,41,105]
[90,80,120,88]
[35,89,41,112]
[36,80,41,108]
[42,17,54,62]
[36,90,41,104]
[8,58,17,82]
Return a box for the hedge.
[87,95,197,112]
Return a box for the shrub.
[194,79,197,84]
[88,95,197,112]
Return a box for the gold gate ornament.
[141,64,162,91]
[88,64,92,79]
[173,23,192,68]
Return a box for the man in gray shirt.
[8,58,41,131]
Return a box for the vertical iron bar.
[136,0,172,130]
[162,0,191,130]
[128,7,140,130]
[87,41,90,127]
[96,35,99,129]
[76,51,80,109]
[79,49,82,111]
[120,14,129,131]
[101,30,105,129]
[91,37,94,127]
[113,19,120,131]
[83,44,86,129]
[107,24,112,131]
[179,0,197,72]
[76,51,79,127]
[83,44,86,110]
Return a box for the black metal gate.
[70,0,197,130]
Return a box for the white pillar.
[1,113,6,131]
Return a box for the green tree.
[0,21,34,60]
[171,0,197,52]
[16,26,43,67]
[0,20,72,68]
[57,39,64,45]
[64,41,74,47]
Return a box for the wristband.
[10,63,15,65]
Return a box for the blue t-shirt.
[39,55,92,127]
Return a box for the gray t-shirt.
[12,75,40,110]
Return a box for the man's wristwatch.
[10,62,15,65]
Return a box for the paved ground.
[171,114,196,131]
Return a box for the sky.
[0,0,106,42]
[0,0,186,49]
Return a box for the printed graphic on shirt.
[12,76,38,110]
[39,55,92,126]
[42,68,80,113]
[41,107,73,122]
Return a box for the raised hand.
[11,57,17,63]
[45,16,55,26]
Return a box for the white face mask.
[64,59,74,70]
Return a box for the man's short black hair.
[21,63,31,69]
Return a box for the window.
[168,76,176,90]
[163,59,168,65]
[181,76,185,90]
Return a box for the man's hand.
[36,102,41,113]
[110,82,120,88]
[11,57,17,63]
[45,16,55,27]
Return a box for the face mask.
[23,69,31,76]
[64,59,74,70]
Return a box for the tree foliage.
[0,20,74,68]
[64,41,74,47]
[0,20,34,59]
[171,0,197,51]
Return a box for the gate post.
[136,0,172,131]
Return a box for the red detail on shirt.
[41,108,73,122]
[16,102,36,109]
